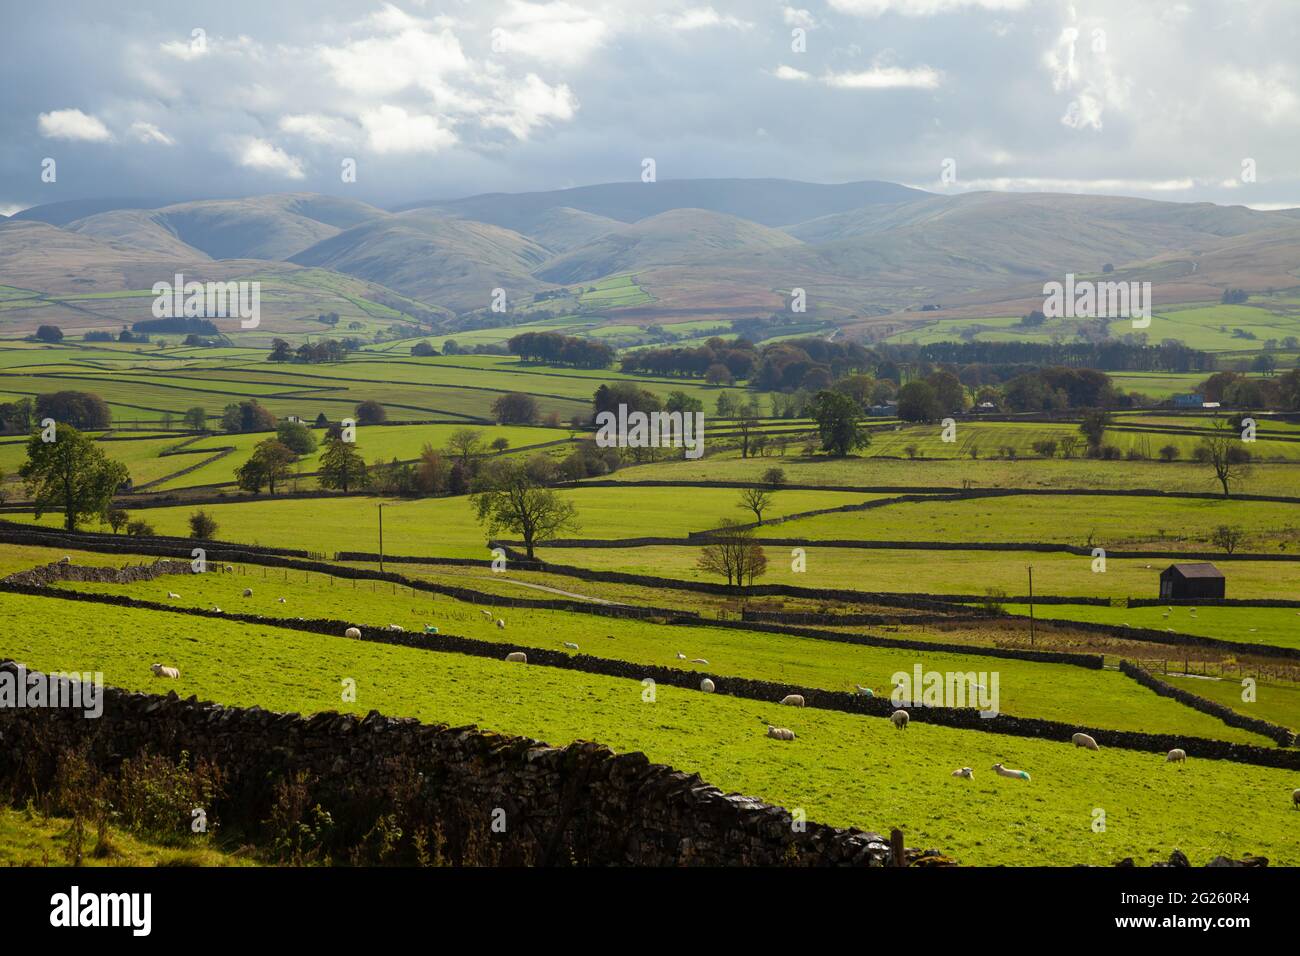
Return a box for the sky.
[1,0,1298,215]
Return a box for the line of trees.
[507,332,613,369]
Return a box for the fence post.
[890,828,906,868]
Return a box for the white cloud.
[824,65,941,89]
[279,113,358,145]
[772,64,813,82]
[360,105,457,154]
[1216,66,1298,125]
[0,203,26,217]
[782,7,819,28]
[318,15,468,97]
[129,121,175,146]
[662,7,753,31]
[943,176,1196,193]
[38,108,112,142]
[494,1,610,64]
[235,137,305,178]
[482,73,578,140]
[830,0,1030,16]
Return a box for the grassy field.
[0,806,253,867]
[5,589,1297,866]
[1001,603,1300,652]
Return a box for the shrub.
[189,510,219,539]
[1101,444,1123,460]
[1159,444,1180,462]
[125,518,155,537]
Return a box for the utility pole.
[1028,564,1035,647]
[378,503,385,573]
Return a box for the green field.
[7,590,1297,866]
[1001,603,1300,652]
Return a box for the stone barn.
[1159,563,1225,600]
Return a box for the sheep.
[991,763,1031,781]
[766,726,796,741]
[167,591,181,599]
[891,709,909,730]
[676,652,686,660]
[780,694,805,707]
[855,684,874,697]
[211,606,222,613]
[700,678,715,693]
[1293,788,1299,810]
[505,651,527,663]
[951,767,974,780]
[386,624,404,632]
[58,556,71,565]
[223,565,233,573]
[150,663,180,679]
[481,609,493,619]
[563,641,579,650]
[242,588,253,597]
[1166,748,1187,763]
[345,627,362,639]
[1071,732,1100,751]
[277,597,286,604]
[424,625,439,635]
[691,658,709,665]
[496,619,506,629]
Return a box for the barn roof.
[1162,562,1224,579]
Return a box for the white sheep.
[951,767,974,780]
[345,627,361,639]
[1292,788,1299,810]
[211,606,222,613]
[505,651,527,663]
[1166,748,1187,763]
[780,694,805,707]
[242,588,253,597]
[691,658,709,665]
[481,609,493,618]
[676,652,686,660]
[991,763,1031,781]
[223,565,233,573]
[1072,732,1100,751]
[891,709,909,730]
[167,591,180,599]
[496,619,506,629]
[150,663,180,679]
[855,684,874,697]
[277,597,286,604]
[700,678,715,693]
[563,641,579,650]
[386,624,404,632]
[766,726,795,741]
[58,556,70,565]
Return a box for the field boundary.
[1118,660,1296,746]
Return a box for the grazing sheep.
[223,565,233,573]
[505,651,527,663]
[345,627,361,639]
[700,678,715,693]
[855,684,874,697]
[386,624,404,632]
[242,588,253,597]
[951,767,974,780]
[167,592,181,599]
[1071,732,1100,751]
[676,652,686,660]
[891,709,909,730]
[211,606,222,613]
[991,763,1031,781]
[277,597,286,604]
[150,663,180,679]
[563,641,579,650]
[691,658,709,665]
[481,609,493,618]
[1292,788,1299,809]
[780,694,805,707]
[1166,748,1187,763]
[58,556,70,565]
[766,726,796,741]
[496,619,505,629]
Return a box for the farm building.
[1159,563,1225,599]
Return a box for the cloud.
[942,176,1196,193]
[493,1,610,64]
[0,203,26,217]
[662,7,753,31]
[360,105,457,155]
[782,7,819,28]
[824,65,942,89]
[37,108,112,142]
[1042,17,1128,132]
[129,121,175,146]
[1216,66,1298,125]
[772,64,813,82]
[235,137,305,178]
[279,113,358,145]
[830,0,1030,16]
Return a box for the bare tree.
[696,519,768,587]
[1210,524,1244,555]
[1198,421,1251,498]
[738,486,774,523]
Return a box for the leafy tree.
[761,467,787,489]
[275,420,318,455]
[317,438,367,493]
[471,461,579,559]
[221,399,275,434]
[126,518,156,537]
[714,391,737,417]
[36,391,112,430]
[448,428,484,466]
[490,437,510,452]
[314,412,329,428]
[20,425,128,531]
[35,325,64,343]
[735,403,760,458]
[182,406,208,431]
[355,400,387,425]
[235,439,296,494]
[665,391,704,414]
[491,392,538,424]
[1158,444,1180,462]
[415,444,448,495]
[696,519,767,587]
[189,510,219,539]
[411,341,437,357]
[269,338,293,362]
[811,390,869,457]
[738,486,774,522]
[1078,408,1111,453]
[896,381,942,422]
[106,507,128,533]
